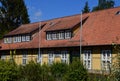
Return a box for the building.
[0,7,120,73]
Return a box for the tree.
[92,0,115,12]
[82,1,90,13]
[0,0,30,39]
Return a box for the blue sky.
[24,0,120,23]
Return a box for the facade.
[1,7,120,73]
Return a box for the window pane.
[59,31,64,39]
[65,31,71,39]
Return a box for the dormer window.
[46,30,72,40]
[65,30,71,39]
[52,32,58,40]
[116,11,120,15]
[4,35,31,44]
[59,31,64,39]
[4,37,12,43]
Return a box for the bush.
[0,60,19,81]
[50,62,68,81]
[18,61,42,81]
[64,59,88,81]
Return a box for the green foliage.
[50,62,68,81]
[0,60,19,81]
[64,59,88,81]
[41,64,53,81]
[82,1,90,13]
[110,44,120,81]
[92,0,115,12]
[0,0,30,39]
[18,61,42,81]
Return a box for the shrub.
[18,61,42,81]
[50,62,68,81]
[64,59,88,81]
[0,60,19,81]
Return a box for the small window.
[116,11,120,15]
[1,55,6,61]
[59,31,64,39]
[83,50,92,69]
[52,32,58,40]
[47,32,52,40]
[101,50,111,70]
[4,37,12,43]
[65,31,71,39]
[22,51,27,65]
[61,51,68,63]
[26,35,30,41]
[22,36,26,42]
[48,51,54,65]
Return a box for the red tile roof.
[1,7,120,50]
[45,16,88,31]
[4,22,46,36]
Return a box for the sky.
[24,0,120,23]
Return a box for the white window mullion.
[83,50,91,69]
[22,51,27,65]
[48,51,54,65]
[101,50,111,70]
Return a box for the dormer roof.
[4,22,46,37]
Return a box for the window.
[46,30,72,40]
[37,51,42,64]
[17,36,21,42]
[65,31,71,39]
[26,35,30,41]
[116,11,120,15]
[47,32,52,40]
[1,55,6,61]
[52,32,58,40]
[61,51,68,63]
[22,51,27,65]
[59,31,64,39]
[83,50,92,69]
[101,50,111,70]
[13,36,18,43]
[48,51,54,65]
[4,37,12,43]
[22,36,26,41]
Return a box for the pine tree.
[82,1,90,13]
[92,0,115,12]
[0,0,30,39]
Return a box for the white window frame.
[65,31,71,39]
[26,35,30,41]
[22,35,26,42]
[1,55,6,61]
[4,37,12,43]
[4,38,7,43]
[52,32,57,40]
[61,51,68,64]
[22,51,27,65]
[47,32,52,40]
[17,36,21,42]
[13,36,18,43]
[59,31,64,39]
[101,50,111,70]
[83,50,92,69]
[48,51,54,65]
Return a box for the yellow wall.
[92,47,101,70]
[42,54,48,65]
[54,56,61,63]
